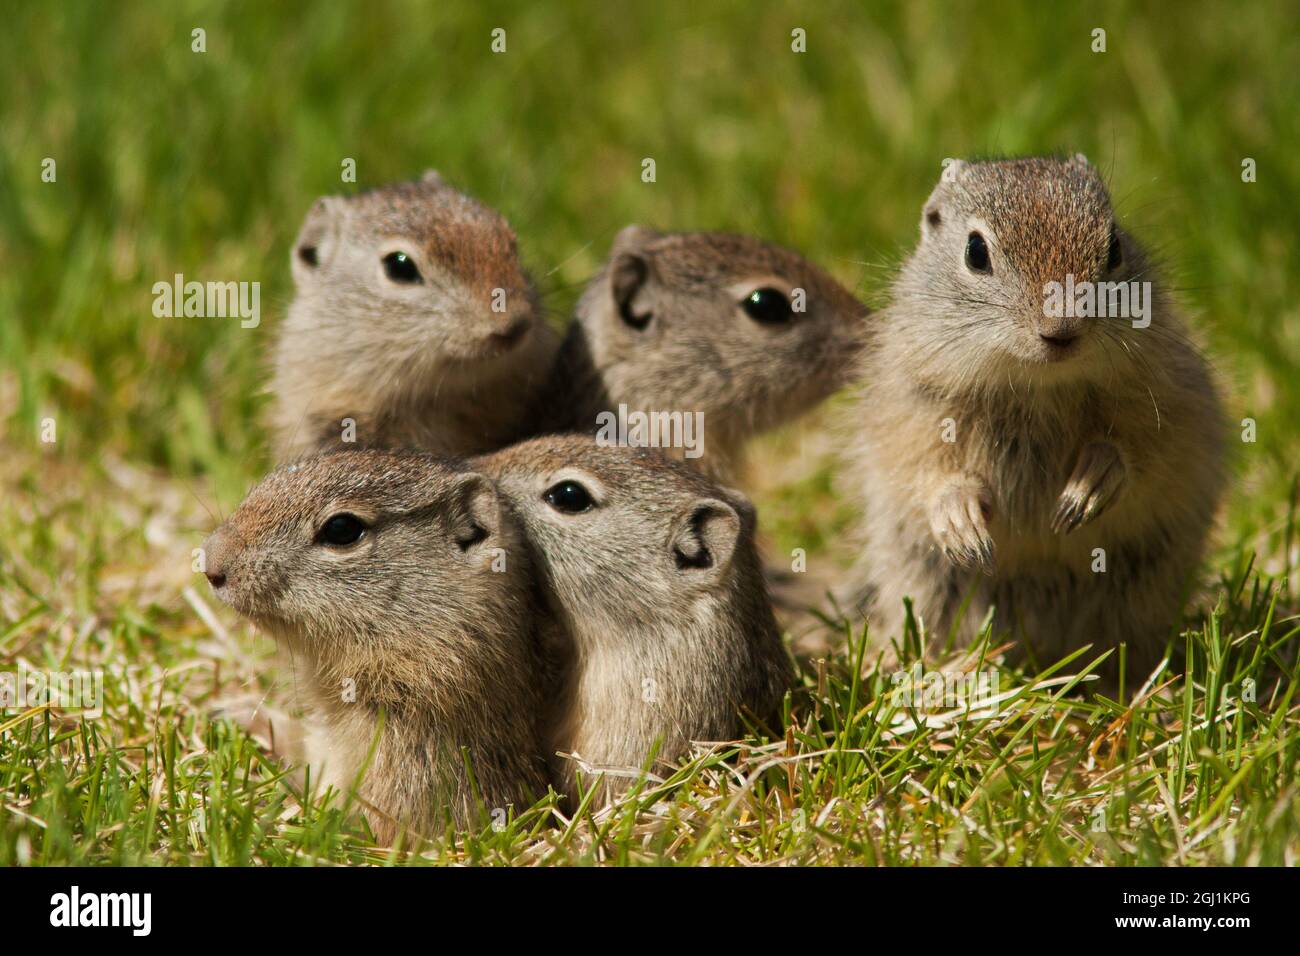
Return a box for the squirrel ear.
[922,160,965,236]
[669,498,742,578]
[608,250,655,329]
[611,224,659,255]
[716,486,757,528]
[421,169,448,187]
[1070,152,1091,167]
[921,201,944,236]
[292,197,343,282]
[446,472,500,555]
[608,225,660,327]
[610,250,649,306]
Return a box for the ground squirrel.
[202,451,548,841]
[474,434,794,801]
[536,227,869,480]
[843,155,1226,684]
[271,171,558,461]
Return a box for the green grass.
[1,0,1298,865]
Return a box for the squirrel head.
[900,155,1149,384]
[203,451,524,657]
[572,227,868,440]
[476,435,759,634]
[289,171,543,376]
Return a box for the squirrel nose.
[1037,314,1084,347]
[1040,332,1079,347]
[202,526,235,591]
[490,317,530,345]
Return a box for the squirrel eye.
[317,513,367,546]
[382,251,422,284]
[543,480,594,515]
[741,287,794,324]
[298,246,319,267]
[965,233,992,274]
[1106,229,1123,271]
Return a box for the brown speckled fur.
[842,156,1226,686]
[474,434,794,802]
[537,227,868,481]
[271,171,558,461]
[203,451,549,841]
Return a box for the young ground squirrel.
[536,227,868,480]
[202,451,548,841]
[475,434,794,801]
[844,155,1226,684]
[271,171,558,461]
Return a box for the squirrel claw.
[930,485,996,574]
[1053,441,1125,534]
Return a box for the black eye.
[965,232,991,274]
[1106,229,1122,271]
[741,287,793,324]
[382,251,422,284]
[317,513,366,546]
[298,246,318,267]
[543,480,594,514]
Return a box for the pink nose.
[491,317,530,345]
[202,525,236,591]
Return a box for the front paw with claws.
[930,483,996,573]
[1053,441,1125,534]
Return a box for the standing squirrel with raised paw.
[843,155,1226,686]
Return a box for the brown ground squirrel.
[202,451,548,841]
[536,227,869,480]
[842,155,1226,685]
[271,171,558,461]
[474,434,794,801]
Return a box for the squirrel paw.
[930,484,995,573]
[210,692,275,739]
[210,692,298,756]
[1052,441,1125,534]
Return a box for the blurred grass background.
[1,0,1298,865]
[2,0,1297,535]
